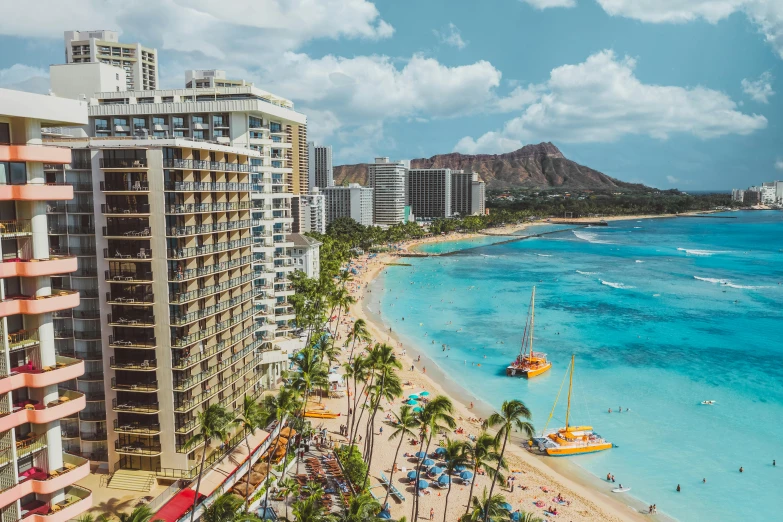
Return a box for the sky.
[0,0,781,190]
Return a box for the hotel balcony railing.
[106,292,154,305]
[106,270,153,282]
[70,182,93,191]
[175,418,197,434]
[104,248,151,260]
[65,203,94,213]
[115,440,162,455]
[73,330,101,340]
[110,356,157,370]
[110,378,159,392]
[166,219,256,237]
[171,308,255,347]
[164,181,252,192]
[113,420,161,434]
[73,310,100,320]
[162,158,250,172]
[170,289,254,326]
[68,246,97,256]
[102,203,151,215]
[169,273,256,304]
[16,435,47,459]
[84,391,106,402]
[109,335,156,349]
[167,238,252,260]
[67,225,95,235]
[47,203,66,213]
[73,349,102,360]
[112,399,159,413]
[171,325,256,370]
[79,372,103,381]
[80,431,107,441]
[71,267,98,277]
[167,201,253,214]
[100,158,148,169]
[107,314,155,327]
[103,226,151,238]
[0,220,32,237]
[19,485,92,521]
[100,181,149,192]
[172,340,256,391]
[8,330,39,350]
[167,255,252,281]
[79,410,106,421]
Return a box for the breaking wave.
[600,280,635,289]
[678,248,728,256]
[575,270,597,275]
[572,230,614,244]
[535,254,553,257]
[693,276,770,290]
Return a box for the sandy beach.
[308,216,685,521]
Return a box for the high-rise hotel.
[44,78,306,475]
[0,89,92,522]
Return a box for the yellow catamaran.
[506,287,551,378]
[534,355,613,456]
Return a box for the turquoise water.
[370,212,783,521]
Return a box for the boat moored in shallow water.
[506,286,551,378]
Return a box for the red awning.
[154,489,205,522]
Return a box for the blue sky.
[0,0,781,189]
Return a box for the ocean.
[368,211,783,522]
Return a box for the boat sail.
[506,286,551,378]
[534,355,613,456]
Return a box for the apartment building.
[42,84,304,474]
[451,170,473,216]
[368,158,409,226]
[292,189,326,234]
[185,70,251,89]
[0,89,92,522]
[471,176,486,215]
[50,63,125,100]
[322,184,374,226]
[308,143,333,189]
[64,30,157,91]
[408,169,452,220]
[289,234,321,279]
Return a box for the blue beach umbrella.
[413,407,423,412]
[510,512,520,521]
[454,465,467,472]
[434,447,447,455]
[428,466,443,475]
[408,394,419,399]
[459,471,473,480]
[437,475,450,485]
[406,400,418,405]
[407,471,418,480]
[500,503,513,512]
[419,391,430,396]
[422,459,435,467]
[415,451,427,459]
[417,479,429,489]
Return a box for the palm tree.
[262,387,301,510]
[483,400,534,520]
[184,404,233,522]
[362,344,402,474]
[514,513,543,522]
[118,506,154,522]
[459,488,508,522]
[202,493,262,522]
[411,396,455,522]
[291,481,334,522]
[345,318,371,362]
[440,438,469,522]
[338,491,381,522]
[382,405,418,505]
[278,476,299,521]
[76,514,112,522]
[332,288,356,337]
[346,354,371,443]
[234,396,267,511]
[463,433,504,516]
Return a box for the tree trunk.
[485,433,508,522]
[263,427,283,510]
[383,434,405,506]
[465,461,478,515]
[350,374,374,444]
[190,443,207,522]
[244,434,253,512]
[443,475,453,522]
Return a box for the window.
[213,130,225,138]
[0,162,26,184]
[270,122,282,133]
[114,118,127,127]
[115,132,129,137]
[173,131,185,137]
[93,119,109,132]
[193,130,204,140]
[153,131,166,138]
[152,116,165,126]
[0,123,10,144]
[172,117,184,128]
[133,117,146,129]
[213,114,226,127]
[192,115,204,124]
[249,116,263,128]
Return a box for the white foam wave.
[536,254,553,257]
[572,230,614,244]
[677,248,728,256]
[600,280,635,289]
[575,270,597,275]
[633,226,642,229]
[635,260,644,263]
[693,276,770,290]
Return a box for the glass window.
[249,116,263,128]
[192,116,204,124]
[172,117,184,127]
[1,162,26,185]
[212,115,225,127]
[152,116,165,126]
[213,130,225,138]
[173,131,184,137]
[115,132,129,137]
[114,118,127,127]
[0,123,9,144]
[133,117,146,129]
[153,131,166,138]
[94,119,108,131]
[193,130,204,140]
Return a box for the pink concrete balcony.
[0,144,72,164]
[0,356,84,395]
[19,485,92,522]
[0,454,89,508]
[0,256,77,278]
[0,390,85,432]
[0,291,80,318]
[0,183,74,201]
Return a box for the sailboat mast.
[565,355,574,430]
[528,286,536,357]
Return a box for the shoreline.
[345,217,685,521]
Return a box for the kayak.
[612,487,631,493]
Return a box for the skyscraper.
[322,184,374,226]
[64,30,157,91]
[0,88,93,521]
[368,157,408,225]
[408,168,452,220]
[308,143,333,189]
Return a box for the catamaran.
[506,286,551,378]
[533,355,613,456]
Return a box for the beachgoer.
[429,508,434,521]
[739,466,743,473]
[774,460,776,466]
[608,408,611,413]
[606,473,611,481]
[676,484,681,492]
[703,478,706,483]
[470,402,474,409]
[611,475,615,483]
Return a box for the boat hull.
[506,362,552,378]
[304,411,340,419]
[545,442,613,456]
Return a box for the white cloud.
[455,50,767,154]
[521,0,577,8]
[595,0,783,59]
[775,159,783,170]
[433,23,467,49]
[0,64,50,94]
[666,175,680,184]
[741,71,775,102]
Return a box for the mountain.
[333,142,648,191]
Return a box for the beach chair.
[390,485,406,502]
[380,472,390,486]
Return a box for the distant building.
[451,171,485,216]
[471,176,486,215]
[64,30,157,90]
[185,69,251,88]
[760,182,777,204]
[50,62,125,100]
[289,233,322,278]
[731,189,745,202]
[308,142,334,188]
[408,168,452,219]
[744,189,760,205]
[293,188,326,234]
[368,157,409,225]
[322,183,374,226]
[776,181,783,204]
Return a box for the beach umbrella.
[429,466,443,475]
[419,391,430,396]
[422,459,435,467]
[413,407,423,413]
[415,451,427,459]
[408,394,419,399]
[459,471,473,480]
[407,471,418,480]
[454,464,467,472]
[406,400,418,406]
[434,447,447,455]
[510,512,520,521]
[417,479,429,489]
[500,503,513,512]
[437,475,450,485]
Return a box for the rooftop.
[0,88,88,126]
[288,233,322,248]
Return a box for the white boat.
[701,400,716,405]
[612,487,631,493]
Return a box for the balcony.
[65,202,94,213]
[162,158,249,172]
[73,330,101,341]
[0,390,85,432]
[0,454,89,508]
[107,314,155,327]
[83,391,106,402]
[164,181,252,192]
[167,238,252,260]
[111,377,158,392]
[0,219,32,238]
[110,357,157,370]
[0,183,74,201]
[106,270,153,283]
[109,335,156,349]
[106,292,154,305]
[101,203,151,215]
[0,291,80,318]
[112,399,159,414]
[0,143,71,164]
[79,410,106,422]
[0,355,84,394]
[79,431,107,441]
[113,420,161,434]
[100,158,148,169]
[100,180,149,192]
[103,225,151,239]
[0,256,77,278]
[104,247,151,261]
[168,255,252,281]
[20,485,92,522]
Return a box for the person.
[703,478,706,483]
[618,484,623,490]
[429,508,434,521]
[611,475,615,483]
[470,402,474,409]
[608,408,612,413]
[379,426,383,435]
[676,484,681,492]
[774,460,776,467]
[739,466,743,473]
[606,473,611,481]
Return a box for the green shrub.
[335,445,368,492]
